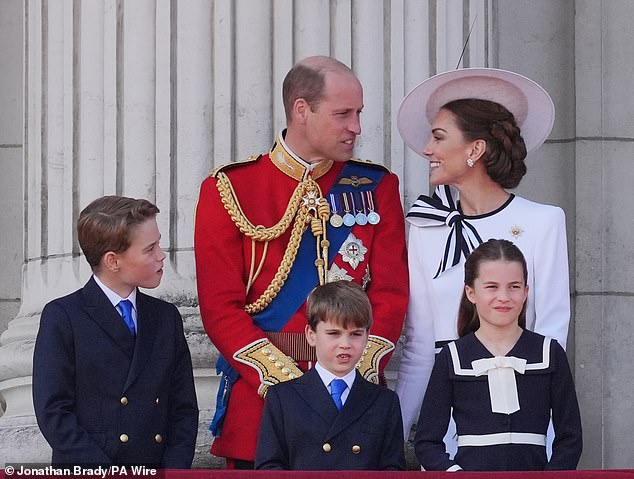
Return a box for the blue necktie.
[118,299,136,336]
[330,379,347,411]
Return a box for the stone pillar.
[0,0,24,357]
[0,0,60,464]
[573,0,634,469]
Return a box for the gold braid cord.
[215,172,330,314]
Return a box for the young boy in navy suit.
[255,281,405,470]
[33,196,199,468]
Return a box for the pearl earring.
[466,158,474,168]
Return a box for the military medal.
[329,194,344,228]
[367,211,380,224]
[341,193,356,227]
[352,192,367,225]
[365,191,381,225]
[330,214,344,228]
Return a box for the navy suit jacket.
[255,368,405,470]
[32,277,198,468]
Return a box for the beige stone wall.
[1,0,633,470]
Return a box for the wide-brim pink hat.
[397,68,555,155]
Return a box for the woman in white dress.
[394,68,571,444]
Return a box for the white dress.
[395,185,570,439]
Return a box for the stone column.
[573,0,634,469]
[0,0,24,356]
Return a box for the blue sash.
[210,161,386,436]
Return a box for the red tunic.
[194,139,408,461]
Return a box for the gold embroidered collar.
[270,131,333,181]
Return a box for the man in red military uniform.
[194,56,408,468]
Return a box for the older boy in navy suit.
[255,281,405,470]
[33,196,198,468]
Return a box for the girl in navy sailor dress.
[414,239,582,471]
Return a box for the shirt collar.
[93,274,137,311]
[314,362,357,390]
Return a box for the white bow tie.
[472,356,527,414]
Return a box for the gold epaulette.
[234,339,304,398]
[348,157,391,174]
[356,335,395,384]
[210,154,261,178]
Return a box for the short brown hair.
[77,195,160,270]
[282,56,355,122]
[307,281,372,331]
[442,98,528,189]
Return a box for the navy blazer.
[255,367,405,470]
[32,277,198,468]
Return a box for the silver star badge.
[338,233,367,270]
[327,264,353,283]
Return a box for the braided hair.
[442,98,527,189]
